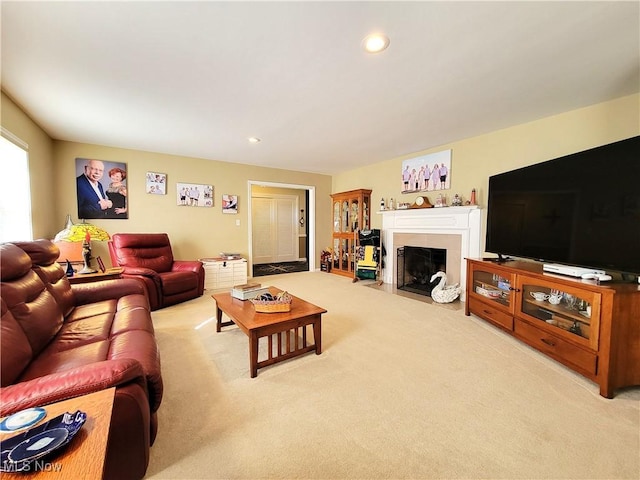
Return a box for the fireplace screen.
[397,246,447,296]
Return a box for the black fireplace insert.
[396,246,447,296]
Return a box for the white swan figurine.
[430,271,461,303]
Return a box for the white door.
[252,195,298,264]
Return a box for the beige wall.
[2,90,332,267]
[1,92,56,239]
[332,93,640,254]
[51,142,331,266]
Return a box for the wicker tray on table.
[250,291,293,313]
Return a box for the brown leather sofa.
[108,233,204,311]
[0,239,162,480]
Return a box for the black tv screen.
[486,135,640,274]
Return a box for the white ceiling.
[2,1,639,175]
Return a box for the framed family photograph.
[146,171,166,195]
[76,157,128,219]
[222,194,238,214]
[177,182,213,207]
[401,149,452,193]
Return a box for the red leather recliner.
[108,233,204,311]
[1,239,162,480]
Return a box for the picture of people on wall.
[76,157,129,219]
[146,171,166,195]
[176,182,213,207]
[222,194,238,214]
[400,149,452,193]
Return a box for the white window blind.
[0,129,32,242]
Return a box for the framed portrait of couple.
[75,157,128,219]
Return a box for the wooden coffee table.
[212,287,327,377]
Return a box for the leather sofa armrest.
[172,260,203,274]
[0,359,145,416]
[72,278,146,305]
[121,266,160,278]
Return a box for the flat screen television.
[486,135,640,275]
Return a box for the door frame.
[247,181,316,276]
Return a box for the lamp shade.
[54,215,110,242]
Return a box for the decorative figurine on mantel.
[429,271,461,303]
[452,194,463,206]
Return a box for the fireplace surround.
[379,206,482,299]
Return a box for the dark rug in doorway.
[253,261,309,277]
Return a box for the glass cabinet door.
[470,268,513,310]
[340,238,349,271]
[332,238,340,269]
[518,278,600,347]
[333,201,341,233]
[342,201,349,233]
[363,198,369,230]
[351,200,359,231]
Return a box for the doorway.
[251,194,298,264]
[248,181,315,277]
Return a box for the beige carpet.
[146,272,639,479]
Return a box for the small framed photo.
[222,194,238,214]
[177,182,213,207]
[96,256,106,273]
[146,172,166,195]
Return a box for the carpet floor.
[146,271,639,479]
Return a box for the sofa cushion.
[14,239,76,317]
[0,244,64,357]
[19,340,111,382]
[1,300,33,387]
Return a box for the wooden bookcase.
[329,189,372,277]
[465,258,640,398]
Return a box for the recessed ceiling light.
[248,137,261,144]
[362,34,390,54]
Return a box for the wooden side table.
[0,387,115,478]
[68,267,123,284]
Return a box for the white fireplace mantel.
[379,206,482,298]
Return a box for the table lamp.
[54,215,110,274]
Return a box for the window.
[0,130,32,242]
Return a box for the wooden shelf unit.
[329,189,372,277]
[465,258,640,398]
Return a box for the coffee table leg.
[216,307,223,332]
[314,316,322,355]
[250,332,259,378]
